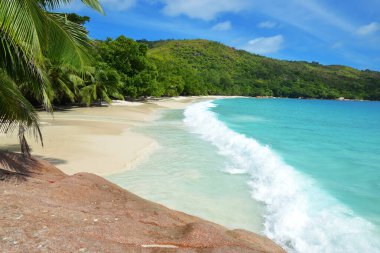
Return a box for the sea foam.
[184,100,380,253]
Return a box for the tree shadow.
[33,155,67,166]
[0,144,22,153]
[0,151,40,182]
[0,145,67,166]
[37,105,76,112]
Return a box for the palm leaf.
[42,12,92,68]
[0,71,42,157]
[0,0,103,155]
[0,0,103,109]
[79,84,97,106]
[0,1,44,75]
[38,0,104,14]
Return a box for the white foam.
[184,100,380,253]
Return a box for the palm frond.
[100,90,112,104]
[79,84,97,106]
[42,12,92,68]
[0,0,92,109]
[0,1,44,75]
[0,0,104,155]
[80,0,104,13]
[0,71,42,157]
[38,0,104,14]
[57,78,75,101]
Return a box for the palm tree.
[0,0,103,156]
[46,60,89,104]
[80,66,124,106]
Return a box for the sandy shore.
[0,96,286,252]
[0,97,213,176]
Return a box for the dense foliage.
[94,36,160,98]
[91,37,380,100]
[147,40,380,100]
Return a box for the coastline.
[1,97,378,251]
[2,94,364,176]
[0,96,215,177]
[0,96,287,252]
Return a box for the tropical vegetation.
[0,0,103,156]
[147,40,380,100]
[1,7,380,155]
[92,37,380,100]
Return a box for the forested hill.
[145,39,380,100]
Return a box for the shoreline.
[0,96,221,177]
[2,94,366,177]
[0,95,286,252]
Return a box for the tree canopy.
[147,39,380,100]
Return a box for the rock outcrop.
[0,152,285,252]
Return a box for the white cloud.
[243,35,284,54]
[212,21,232,31]
[258,21,277,29]
[331,42,343,49]
[161,0,249,20]
[356,22,380,36]
[253,0,355,40]
[100,0,136,11]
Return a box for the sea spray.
[183,100,380,253]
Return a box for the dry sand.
[0,97,211,177]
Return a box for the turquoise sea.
[108,98,380,253]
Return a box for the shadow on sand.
[33,155,67,166]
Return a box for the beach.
[0,96,287,252]
[2,97,378,252]
[0,97,204,177]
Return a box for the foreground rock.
[0,152,285,252]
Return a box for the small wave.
[184,100,380,253]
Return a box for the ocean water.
[108,98,380,253]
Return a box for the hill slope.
[147,39,380,100]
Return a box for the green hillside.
[146,39,380,100]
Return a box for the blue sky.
[64,0,380,71]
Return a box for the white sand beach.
[0,97,207,176]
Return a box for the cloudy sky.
[64,0,380,71]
